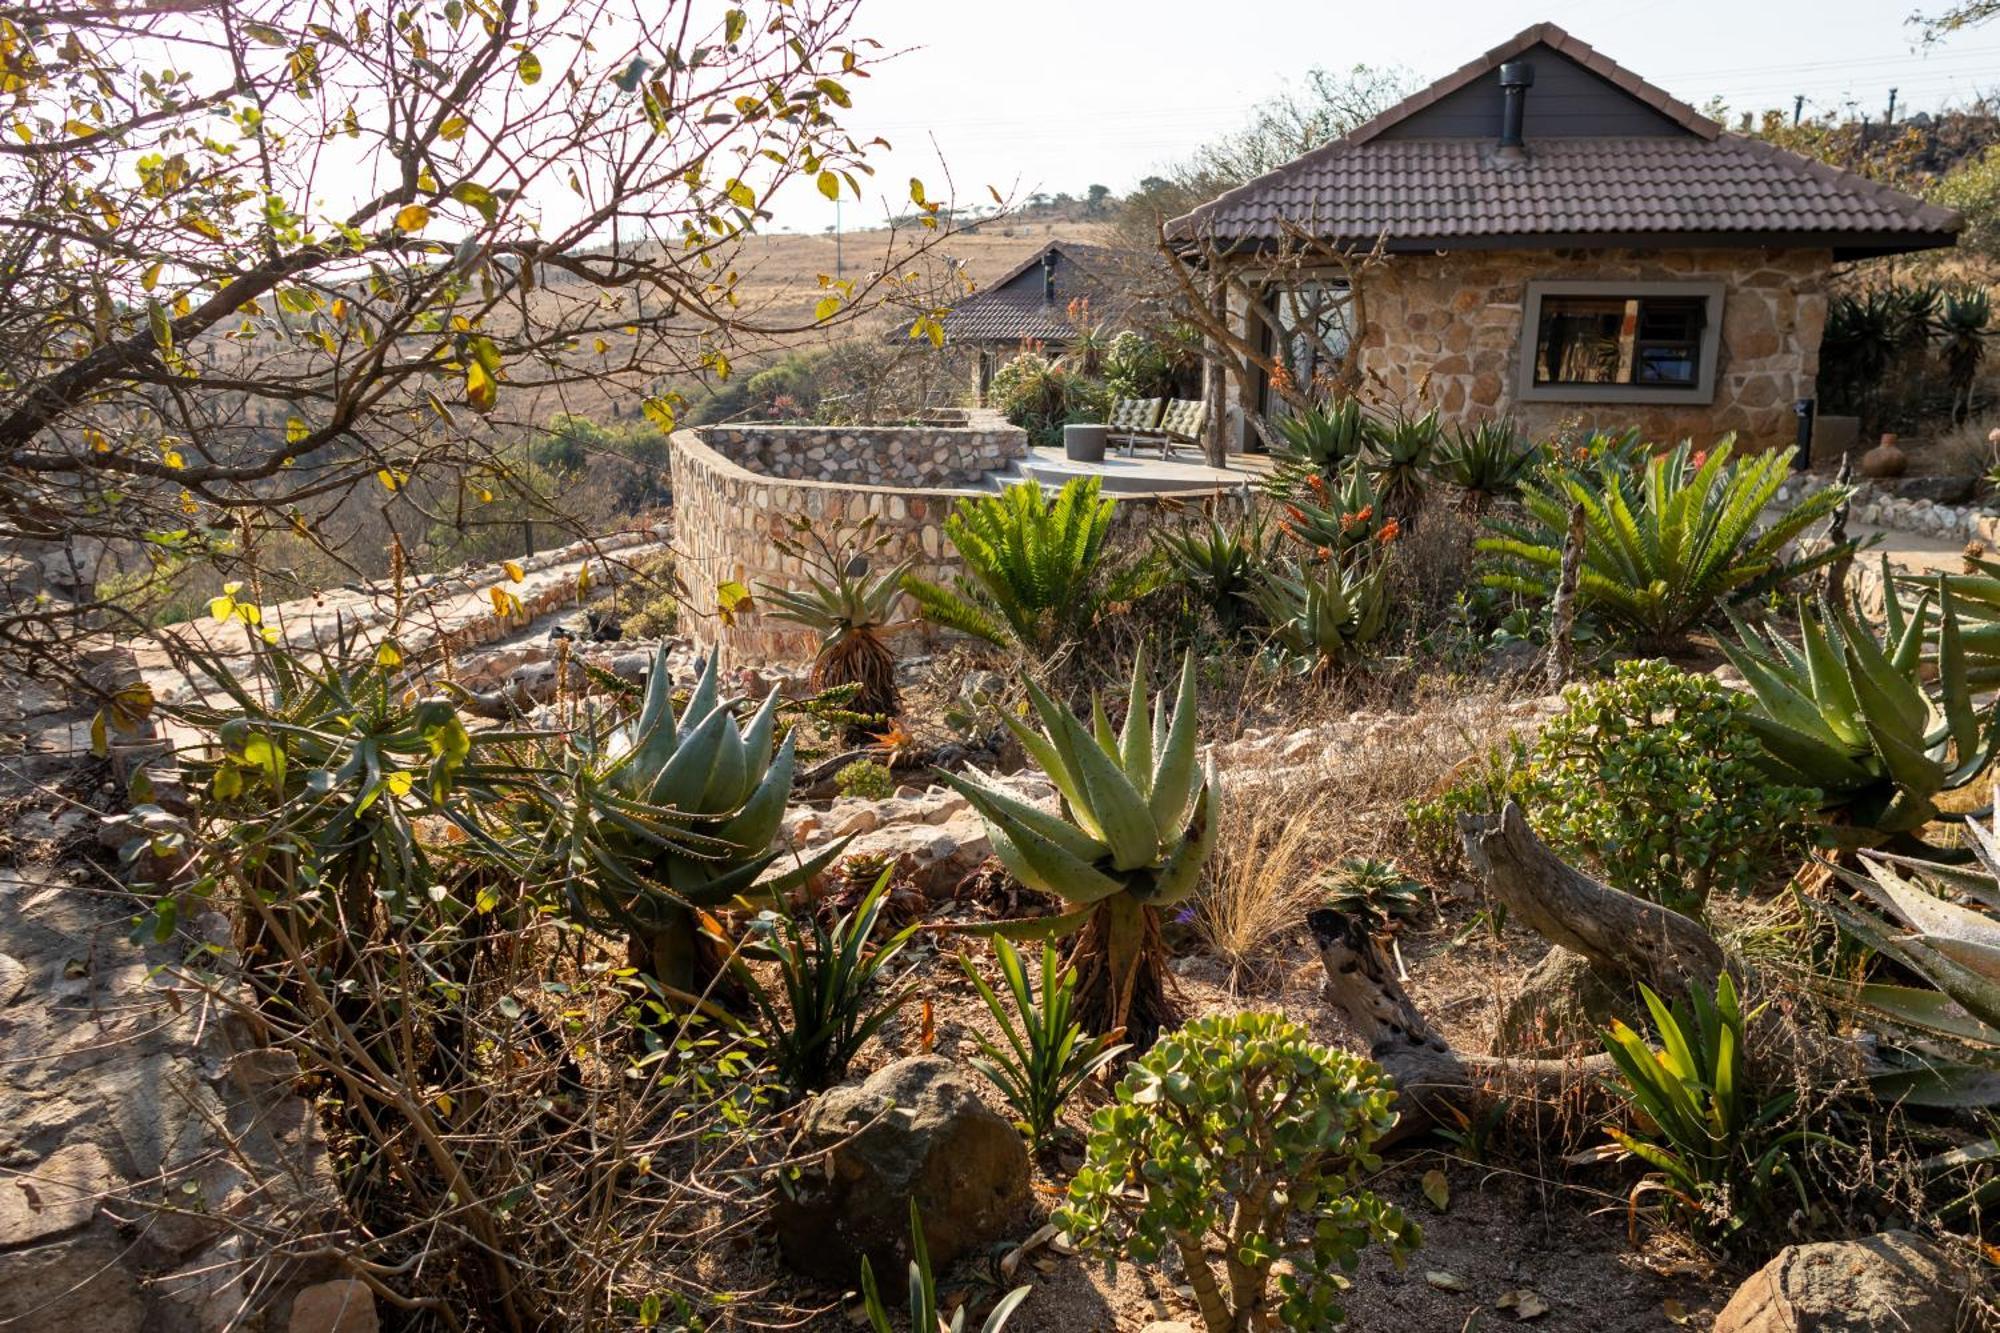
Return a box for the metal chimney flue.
[1498,61,1535,150]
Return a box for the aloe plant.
[1271,461,1392,561]
[1480,438,1854,646]
[545,647,845,1001]
[1153,513,1268,635]
[1250,554,1390,674]
[760,516,911,723]
[935,650,1218,1049]
[1269,398,1369,491]
[1431,419,1544,510]
[1725,580,2000,849]
[1363,407,1441,523]
[1908,554,2000,689]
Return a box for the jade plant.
[1059,1012,1419,1332]
[936,650,1218,1049]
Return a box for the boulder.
[289,1278,379,1333]
[1888,475,1978,506]
[837,815,991,892]
[1713,1230,1961,1333]
[772,1056,1028,1288]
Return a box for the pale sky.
[765,0,2000,229]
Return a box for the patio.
[1017,446,1274,495]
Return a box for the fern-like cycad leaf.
[1478,438,1853,644]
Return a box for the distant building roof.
[930,241,1131,345]
[1171,22,1960,260]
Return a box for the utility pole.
[1793,94,1804,125]
[834,198,843,279]
[1886,87,1899,123]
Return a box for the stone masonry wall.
[670,427,1252,666]
[698,420,1028,489]
[1355,247,1830,449]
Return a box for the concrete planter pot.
[1063,423,1107,463]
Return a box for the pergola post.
[1203,272,1228,468]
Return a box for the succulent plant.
[1724,581,2000,850]
[566,646,845,999]
[1271,461,1392,561]
[936,650,1219,1049]
[1363,407,1441,523]
[760,516,911,724]
[1270,398,1368,485]
[1320,856,1426,935]
[1251,554,1390,674]
[1153,513,1269,635]
[1430,419,1544,510]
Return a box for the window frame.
[1516,279,1726,406]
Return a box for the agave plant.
[1480,438,1854,647]
[541,647,846,1001]
[1431,419,1544,511]
[759,516,911,724]
[1250,555,1390,674]
[1363,407,1441,524]
[903,476,1159,657]
[1153,512,1269,635]
[1724,578,2000,850]
[935,650,1219,1050]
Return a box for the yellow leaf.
[376,641,403,668]
[593,337,609,354]
[394,203,430,232]
[817,170,840,201]
[465,359,497,413]
[385,771,413,797]
[162,448,185,469]
[502,560,524,583]
[141,262,162,292]
[517,50,542,84]
[377,469,405,492]
[440,115,467,141]
[814,295,839,322]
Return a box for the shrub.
[1402,739,1528,882]
[834,759,896,801]
[1059,1012,1420,1332]
[903,476,1160,658]
[959,938,1128,1145]
[1479,439,1853,648]
[732,872,916,1094]
[990,351,1111,446]
[1517,660,1815,915]
[1601,974,1826,1247]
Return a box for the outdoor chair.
[1125,398,1209,459]
[1103,396,1165,453]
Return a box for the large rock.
[1713,1230,1961,1333]
[289,1278,380,1333]
[1888,474,1979,506]
[772,1056,1028,1287]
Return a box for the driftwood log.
[1312,802,1726,1143]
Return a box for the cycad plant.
[1601,974,1823,1246]
[1431,419,1543,511]
[1251,554,1390,675]
[961,937,1128,1144]
[1479,438,1853,647]
[760,515,911,724]
[936,651,1219,1049]
[861,1202,1030,1333]
[1724,581,2000,850]
[733,871,916,1094]
[903,477,1159,657]
[535,648,846,1001]
[1363,407,1441,524]
[1153,512,1269,635]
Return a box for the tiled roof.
[1170,22,1960,257]
[930,241,1133,345]
[1176,135,1961,250]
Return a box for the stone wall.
[1229,246,1830,451]
[669,427,1253,666]
[697,419,1027,489]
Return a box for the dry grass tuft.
[1195,782,1332,989]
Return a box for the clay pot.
[1860,433,1907,479]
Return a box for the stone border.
[669,425,1256,666]
[1774,473,2000,546]
[698,419,1027,489]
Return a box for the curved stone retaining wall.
[669,425,1255,666]
[698,421,1027,488]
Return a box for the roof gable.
[1372,42,1687,142]
[1347,22,1719,145]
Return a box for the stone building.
[1171,21,1962,452]
[921,241,1136,402]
